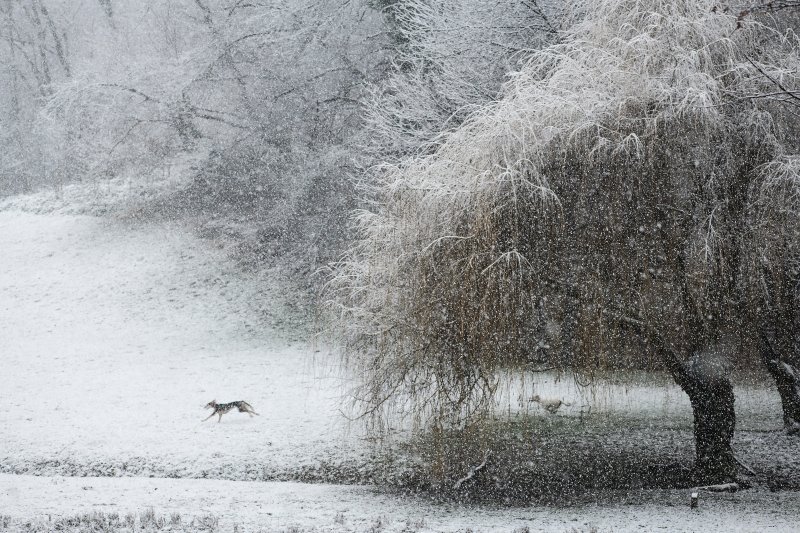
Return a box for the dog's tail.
[242,401,260,415]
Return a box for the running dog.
[529,394,571,414]
[203,400,259,422]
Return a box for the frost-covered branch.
[453,450,491,489]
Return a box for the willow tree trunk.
[761,339,800,433]
[771,363,800,433]
[671,356,738,483]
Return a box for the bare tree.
[0,0,75,193]
[12,0,385,246]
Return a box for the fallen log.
[694,482,739,493]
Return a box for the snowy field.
[4,473,800,533]
[1,205,799,531]
[0,210,364,483]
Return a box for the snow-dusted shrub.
[330,0,800,430]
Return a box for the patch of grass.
[383,407,800,503]
[0,455,385,487]
[391,413,697,503]
[7,511,219,532]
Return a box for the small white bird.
[529,394,571,414]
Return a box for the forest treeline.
[0,0,565,267]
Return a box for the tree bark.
[665,349,738,483]
[761,334,800,432]
[680,368,738,482]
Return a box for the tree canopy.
[330,0,800,480]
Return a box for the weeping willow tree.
[329,0,800,483]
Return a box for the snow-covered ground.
[0,210,363,482]
[4,473,800,532]
[1,205,798,531]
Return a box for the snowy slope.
[0,210,364,481]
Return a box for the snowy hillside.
[0,210,367,482]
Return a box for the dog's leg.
[218,412,223,423]
[202,413,215,422]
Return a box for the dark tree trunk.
[767,360,800,432]
[684,374,737,481]
[758,269,800,433]
[761,334,800,433]
[626,310,739,482]
[670,355,738,483]
[663,243,737,480]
